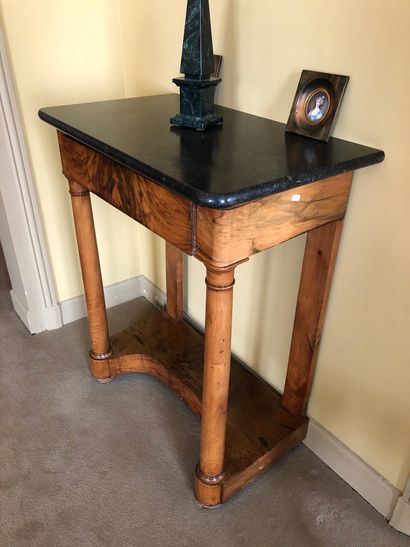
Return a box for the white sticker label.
[291,194,301,202]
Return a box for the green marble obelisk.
[170,0,223,130]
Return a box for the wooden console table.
[39,95,384,507]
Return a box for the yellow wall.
[1,0,409,491]
[0,0,141,301]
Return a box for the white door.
[0,29,61,333]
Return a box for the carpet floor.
[0,246,408,547]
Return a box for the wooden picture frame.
[213,54,223,78]
[286,70,349,142]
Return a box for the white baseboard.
[60,275,144,325]
[390,477,410,535]
[304,419,401,519]
[42,303,63,331]
[58,275,406,530]
[140,275,167,310]
[10,289,31,330]
[11,288,63,333]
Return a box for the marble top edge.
[38,94,385,210]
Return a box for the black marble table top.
[39,94,384,209]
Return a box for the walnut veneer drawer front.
[58,132,193,255]
[196,173,353,268]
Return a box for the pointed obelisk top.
[171,0,223,130]
[180,0,214,80]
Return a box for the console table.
[39,94,384,507]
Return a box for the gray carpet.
[0,246,408,547]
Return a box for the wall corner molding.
[390,476,410,536]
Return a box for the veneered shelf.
[108,297,308,502]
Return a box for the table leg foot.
[89,351,112,382]
[194,464,223,507]
[95,377,113,384]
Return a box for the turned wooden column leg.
[283,219,344,416]
[69,180,112,382]
[166,242,183,321]
[195,266,235,507]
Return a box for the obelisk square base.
[171,77,223,130]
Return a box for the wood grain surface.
[196,173,352,268]
[282,219,344,416]
[166,242,184,321]
[58,132,193,254]
[68,180,111,380]
[106,298,307,503]
[195,267,236,506]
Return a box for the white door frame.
[0,28,61,333]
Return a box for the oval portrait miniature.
[305,89,330,124]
